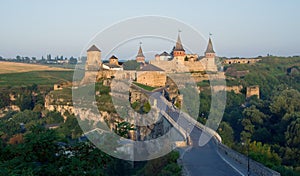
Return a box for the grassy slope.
[0,71,74,87]
[133,82,156,91]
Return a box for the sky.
[0,0,299,59]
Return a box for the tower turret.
[205,37,215,58]
[173,32,186,63]
[136,43,145,63]
[203,36,217,71]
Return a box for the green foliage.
[0,125,135,176]
[284,118,300,167]
[133,82,156,91]
[15,90,34,110]
[218,122,234,147]
[22,125,61,163]
[56,114,82,139]
[0,110,41,138]
[199,89,211,118]
[131,101,140,110]
[45,111,64,124]
[139,151,181,176]
[122,60,140,70]
[130,100,152,114]
[142,101,151,113]
[249,141,282,167]
[0,71,73,87]
[114,121,136,138]
[0,90,10,108]
[272,165,300,176]
[181,86,199,118]
[270,89,300,118]
[219,57,300,174]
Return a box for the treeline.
[199,57,300,175]
[0,55,79,64]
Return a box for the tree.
[249,141,281,167]
[284,118,300,166]
[45,111,64,124]
[243,105,267,125]
[115,121,135,138]
[241,105,267,142]
[69,57,78,64]
[122,60,140,70]
[15,90,34,111]
[57,114,82,139]
[218,122,234,147]
[22,125,60,163]
[141,151,181,176]
[270,89,300,118]
[0,90,10,108]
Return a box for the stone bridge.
[150,93,280,176]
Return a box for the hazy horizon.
[1,0,299,59]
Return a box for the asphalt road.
[154,94,244,176]
[182,128,242,176]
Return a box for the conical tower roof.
[87,45,101,52]
[205,37,215,54]
[136,45,145,58]
[109,55,118,60]
[174,33,185,51]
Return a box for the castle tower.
[136,43,145,63]
[173,32,186,63]
[109,55,119,65]
[85,45,102,71]
[205,37,215,58]
[203,37,217,71]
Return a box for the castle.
[82,32,219,87]
[150,33,218,73]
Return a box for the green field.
[0,70,74,87]
[133,82,156,91]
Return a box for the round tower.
[204,37,217,72]
[85,45,102,71]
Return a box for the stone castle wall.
[223,58,261,65]
[150,60,205,73]
[136,71,166,87]
[212,85,243,94]
[246,86,260,99]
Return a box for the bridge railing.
[159,96,222,143]
[159,95,280,176]
[217,143,281,176]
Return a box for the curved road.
[153,93,245,176]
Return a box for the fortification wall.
[223,58,261,65]
[150,60,205,73]
[246,86,260,98]
[212,85,243,94]
[183,61,205,72]
[136,71,166,87]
